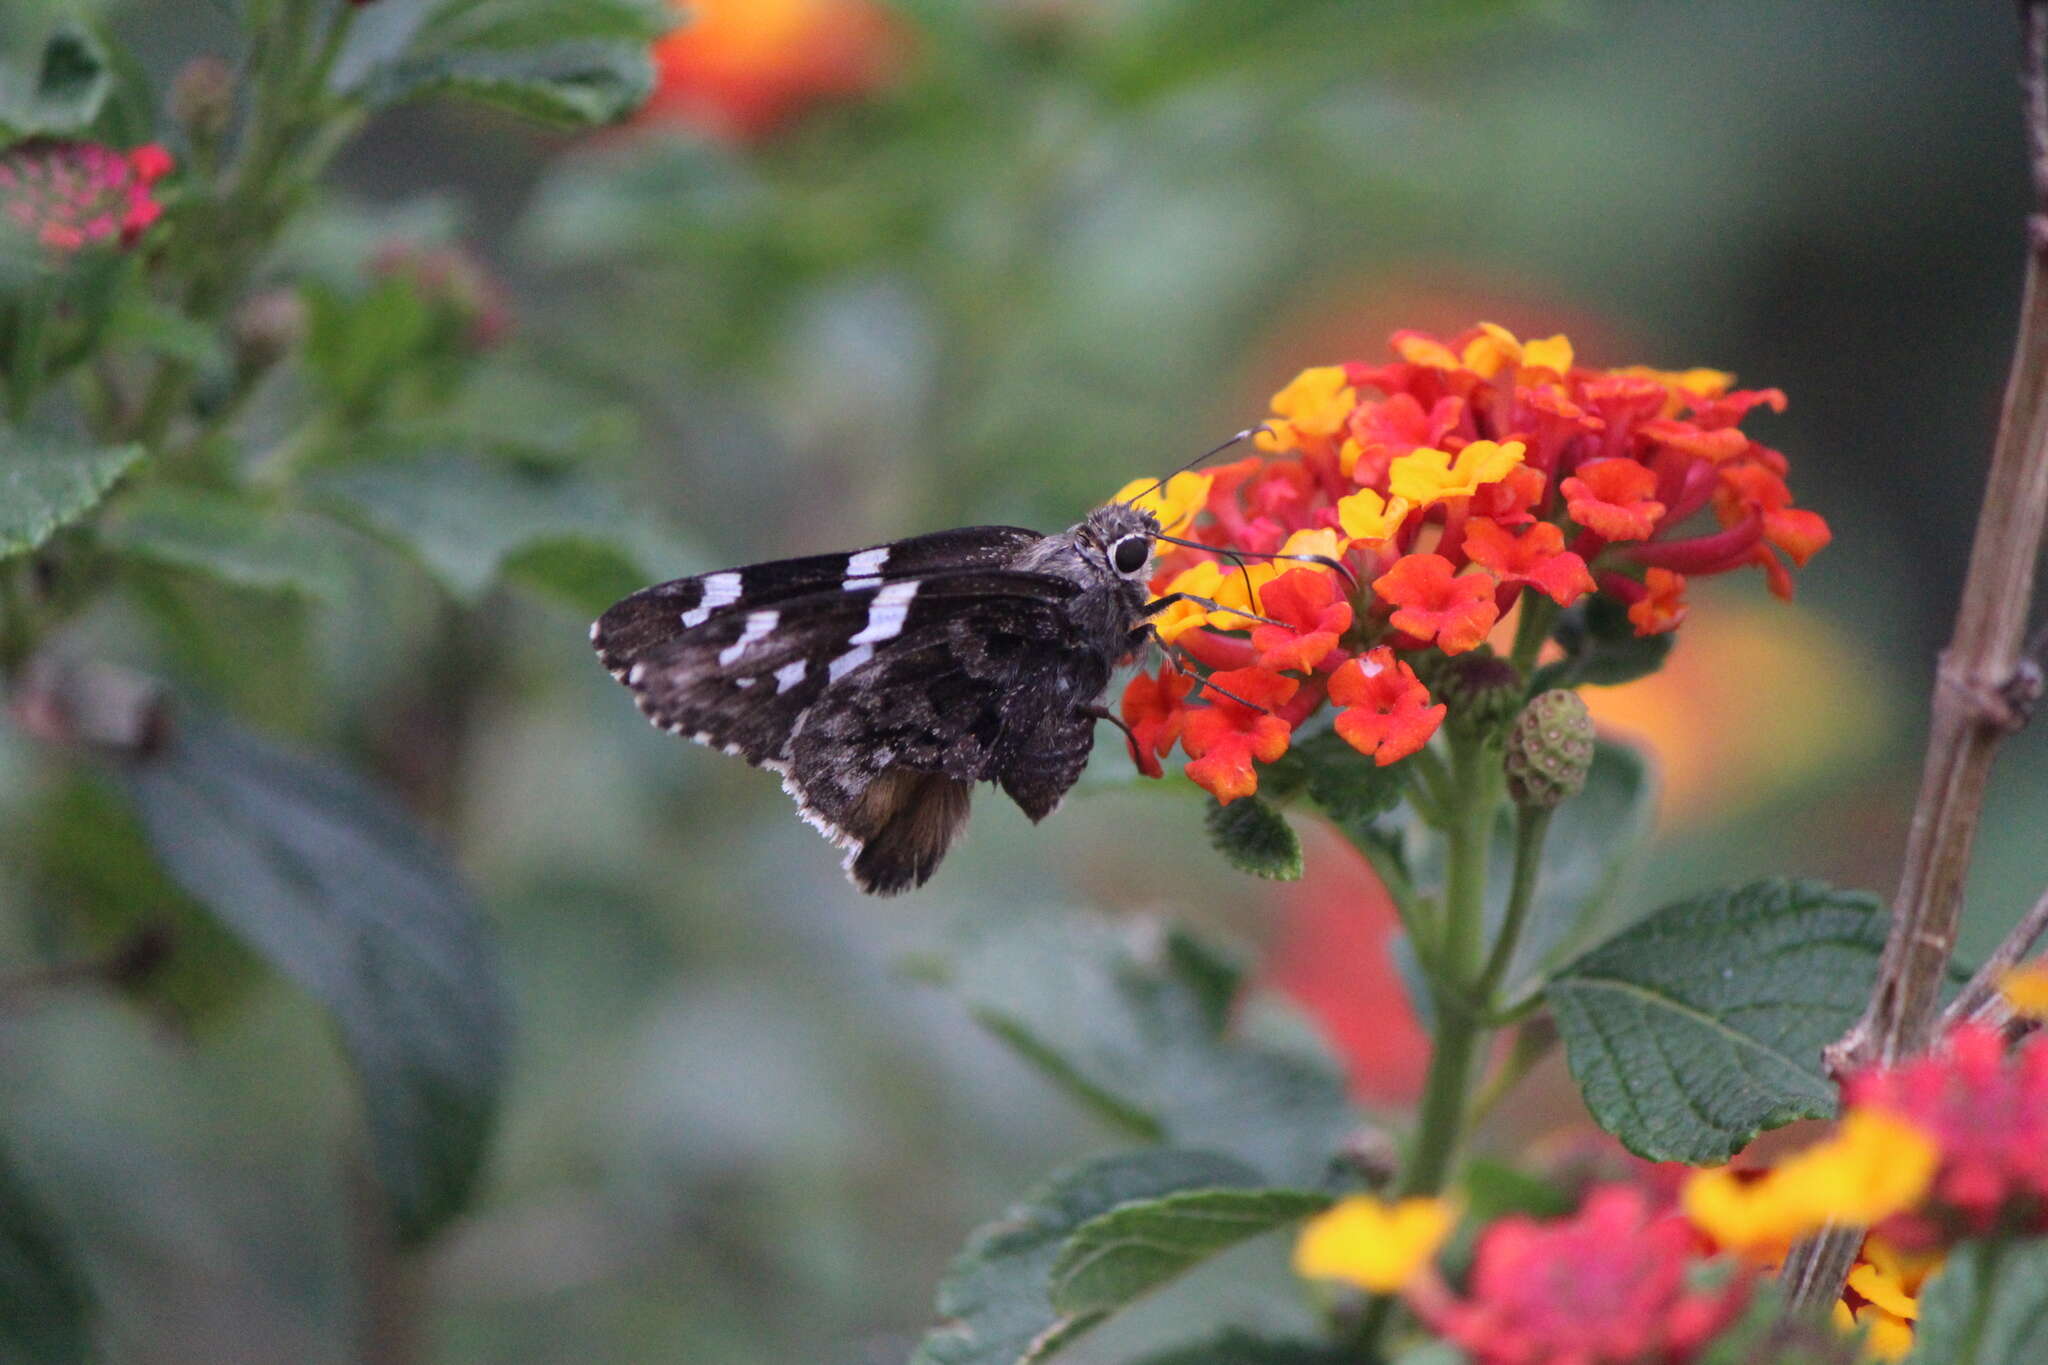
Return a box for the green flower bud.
[1504,689,1595,809]
[1428,647,1522,737]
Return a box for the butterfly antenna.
[1152,532,1360,589]
[1122,423,1271,509]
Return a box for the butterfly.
[592,500,1180,894]
[591,433,1307,894]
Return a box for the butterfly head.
[1077,501,1161,581]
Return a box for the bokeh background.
[4,1,2045,1361]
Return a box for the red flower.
[0,140,172,253]
[1181,667,1297,804]
[1846,1024,2048,1245]
[1373,553,1499,654]
[1462,518,1595,606]
[645,0,910,141]
[1329,648,1444,765]
[1563,458,1666,541]
[1627,567,1688,636]
[1119,666,1195,779]
[1421,1186,1751,1365]
[1251,568,1352,672]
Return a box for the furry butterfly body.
[592,503,1163,893]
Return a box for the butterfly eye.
[1111,535,1151,575]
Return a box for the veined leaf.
[1547,879,1885,1164]
[0,432,141,558]
[121,706,509,1243]
[1048,1186,1330,1319]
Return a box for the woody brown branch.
[1779,0,2048,1309]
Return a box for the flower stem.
[1509,595,1557,679]
[1475,805,1553,1008]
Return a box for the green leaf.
[100,487,359,602]
[1048,1186,1330,1319]
[1293,730,1403,829]
[0,1136,91,1363]
[411,0,675,50]
[309,453,687,603]
[913,1149,1259,1365]
[1532,596,1674,691]
[1546,879,1885,1164]
[935,910,1356,1186]
[1906,1237,2048,1364]
[303,277,437,412]
[1205,797,1303,881]
[0,23,110,138]
[357,39,654,127]
[0,432,141,558]
[1133,1336,1350,1365]
[120,707,509,1244]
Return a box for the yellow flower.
[1278,527,1350,564]
[1840,1236,1941,1362]
[1520,332,1574,376]
[1293,1196,1454,1293]
[1998,959,2048,1019]
[1152,561,1227,643]
[1388,440,1526,507]
[1394,333,1463,370]
[1210,560,1281,621]
[1113,470,1214,536]
[1682,1110,1939,1256]
[1336,488,1412,542]
[1259,366,1356,443]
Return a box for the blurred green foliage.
[0,0,2042,1361]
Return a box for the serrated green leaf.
[1205,797,1303,881]
[1296,730,1403,828]
[412,0,676,50]
[1905,1237,2048,1365]
[0,1134,91,1363]
[937,910,1356,1186]
[1532,596,1674,691]
[120,707,509,1244]
[100,487,359,602]
[1132,1334,1350,1365]
[357,39,654,127]
[0,23,109,138]
[1048,1186,1330,1318]
[1546,879,1885,1164]
[0,431,141,557]
[309,453,687,603]
[913,1150,1258,1365]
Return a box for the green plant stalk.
[1953,1236,2006,1365]
[6,277,54,423]
[1508,594,1557,679]
[1475,804,1553,1007]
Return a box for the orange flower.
[645,0,909,141]
[1119,667,1195,778]
[1373,554,1498,654]
[1627,567,1688,636]
[1251,569,1353,672]
[1181,668,1297,804]
[1563,458,1666,540]
[1329,648,1444,765]
[1461,518,1594,606]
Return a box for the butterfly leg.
[1125,623,1274,715]
[1140,592,1286,629]
[1081,702,1146,768]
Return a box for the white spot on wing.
[775,659,807,693]
[828,642,874,683]
[627,662,646,686]
[842,547,889,589]
[734,676,756,688]
[718,609,778,666]
[849,581,918,645]
[588,620,601,643]
[681,572,742,629]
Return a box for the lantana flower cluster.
[1116,323,1829,804]
[1291,969,2048,1363]
[645,0,909,141]
[0,139,173,254]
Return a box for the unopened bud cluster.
[1503,690,1594,808]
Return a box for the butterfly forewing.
[594,504,1160,893]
